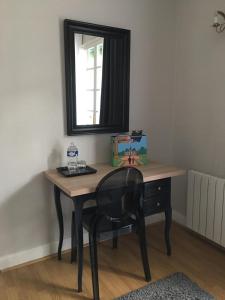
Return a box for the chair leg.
[71,211,77,263]
[165,207,172,256]
[137,220,151,282]
[89,231,100,300]
[112,225,118,249]
[112,233,118,249]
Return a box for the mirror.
[64,20,130,135]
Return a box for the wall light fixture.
[213,11,225,33]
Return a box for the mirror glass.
[75,34,104,125]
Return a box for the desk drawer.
[144,178,171,215]
[144,178,170,197]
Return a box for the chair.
[73,167,151,300]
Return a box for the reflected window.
[75,34,103,125]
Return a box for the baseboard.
[0,211,186,271]
[0,232,90,272]
[0,237,68,271]
[146,210,186,227]
[172,210,186,226]
[145,212,164,225]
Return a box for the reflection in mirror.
[75,34,104,125]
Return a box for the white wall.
[172,0,225,215]
[0,0,175,266]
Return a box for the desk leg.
[73,198,84,293]
[54,185,64,260]
[165,207,172,256]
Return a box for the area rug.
[116,272,215,300]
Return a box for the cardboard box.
[111,134,148,167]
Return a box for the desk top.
[45,162,185,198]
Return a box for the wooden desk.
[45,162,185,292]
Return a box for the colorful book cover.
[112,134,148,167]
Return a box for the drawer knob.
[157,186,162,191]
[157,202,160,207]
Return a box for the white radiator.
[187,170,225,247]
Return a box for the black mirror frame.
[64,19,130,135]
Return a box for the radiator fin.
[206,177,216,241]
[221,192,225,247]
[187,172,194,229]
[199,176,208,236]
[192,173,202,232]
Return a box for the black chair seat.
[83,211,135,234]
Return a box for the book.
[111,134,148,167]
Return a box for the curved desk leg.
[71,211,77,263]
[54,185,64,260]
[73,198,84,293]
[165,206,172,256]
